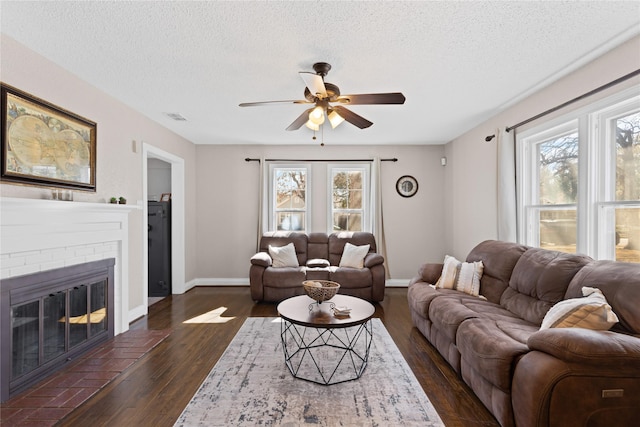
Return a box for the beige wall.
[443,35,640,259]
[0,35,198,312]
[194,144,446,281]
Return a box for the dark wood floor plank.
[59,287,499,426]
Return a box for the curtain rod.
[245,158,398,163]
[485,68,640,142]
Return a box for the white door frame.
[142,143,186,309]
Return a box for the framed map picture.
[1,84,97,191]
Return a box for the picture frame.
[396,175,418,198]
[160,193,171,202]
[1,83,97,191]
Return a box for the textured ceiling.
[1,1,639,145]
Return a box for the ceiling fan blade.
[332,106,373,129]
[286,108,314,131]
[299,72,327,99]
[239,100,311,107]
[336,92,406,105]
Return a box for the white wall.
[147,158,172,201]
[0,34,198,317]
[444,35,640,259]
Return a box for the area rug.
[174,317,444,426]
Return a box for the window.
[517,87,640,263]
[270,165,309,231]
[265,162,374,234]
[330,166,369,232]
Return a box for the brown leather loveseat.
[408,240,640,427]
[250,231,385,302]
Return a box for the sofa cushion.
[259,231,308,266]
[429,292,524,344]
[263,267,306,288]
[328,232,376,266]
[501,248,592,325]
[466,240,528,305]
[339,242,370,268]
[457,318,537,391]
[565,260,640,335]
[269,243,299,268]
[329,267,372,289]
[307,232,329,260]
[540,286,619,330]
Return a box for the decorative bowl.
[302,280,340,303]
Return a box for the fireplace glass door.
[10,279,108,383]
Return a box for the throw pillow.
[435,255,484,297]
[540,286,619,330]
[306,258,330,268]
[339,243,370,268]
[268,243,299,268]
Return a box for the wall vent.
[164,112,187,121]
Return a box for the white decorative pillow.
[306,258,330,268]
[339,243,370,268]
[268,243,299,268]
[540,286,619,330]
[435,255,484,297]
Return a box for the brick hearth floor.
[1,328,171,426]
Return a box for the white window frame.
[516,86,640,260]
[268,163,311,232]
[327,163,372,234]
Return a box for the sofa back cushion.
[565,260,640,335]
[259,232,308,266]
[307,233,329,260]
[328,232,377,266]
[465,240,528,304]
[501,248,592,325]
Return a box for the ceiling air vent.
[164,112,187,121]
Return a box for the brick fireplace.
[0,197,138,401]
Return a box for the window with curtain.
[329,165,370,232]
[517,87,640,263]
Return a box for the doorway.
[142,144,186,310]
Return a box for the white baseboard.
[190,278,408,288]
[194,278,250,286]
[385,279,410,287]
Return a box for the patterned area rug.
[174,317,444,426]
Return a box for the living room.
[1,2,639,426]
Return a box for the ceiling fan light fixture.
[328,109,345,129]
[308,105,325,125]
[305,120,320,131]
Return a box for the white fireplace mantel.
[0,197,140,335]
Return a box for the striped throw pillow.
[540,286,619,330]
[435,255,484,297]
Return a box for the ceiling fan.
[239,62,405,131]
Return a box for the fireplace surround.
[1,259,115,401]
[0,197,139,401]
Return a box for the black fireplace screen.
[1,258,114,402]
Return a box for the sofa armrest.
[527,328,640,366]
[417,263,444,285]
[364,253,384,268]
[250,252,272,268]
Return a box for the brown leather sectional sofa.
[250,231,385,302]
[408,240,640,427]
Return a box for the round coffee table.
[277,294,375,385]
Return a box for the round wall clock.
[396,175,418,198]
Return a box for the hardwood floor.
[59,287,499,427]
